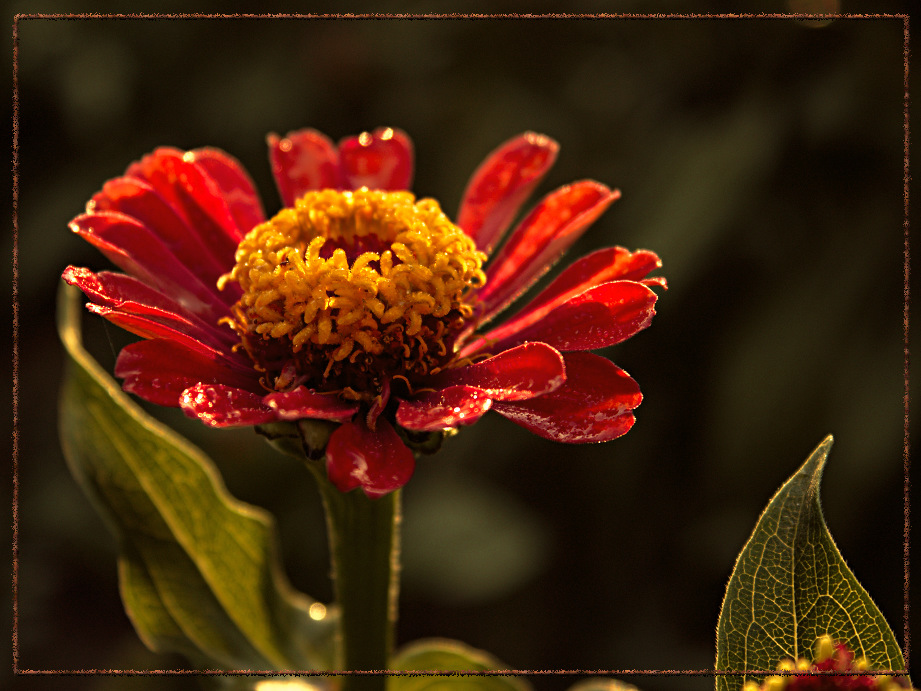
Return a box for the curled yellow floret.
[220,188,486,394]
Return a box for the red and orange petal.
[65,126,664,498]
[176,382,362,430]
[184,147,267,233]
[457,131,559,255]
[426,343,565,400]
[509,245,667,319]
[395,342,566,433]
[69,212,233,322]
[268,126,413,206]
[462,280,658,358]
[493,352,642,443]
[114,339,260,407]
[124,148,248,257]
[396,386,494,432]
[478,181,621,321]
[264,388,360,423]
[62,266,238,350]
[325,417,416,498]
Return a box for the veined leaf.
[57,282,337,671]
[714,436,905,690]
[389,638,531,691]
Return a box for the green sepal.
[714,435,906,690]
[57,282,338,671]
[389,638,532,691]
[257,419,339,461]
[397,427,453,455]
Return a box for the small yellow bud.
[814,635,835,664]
[765,675,788,691]
[776,659,796,672]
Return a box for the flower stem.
[311,465,401,691]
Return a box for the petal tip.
[522,131,559,152]
[61,264,83,284]
[267,132,291,153]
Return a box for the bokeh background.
[6,4,917,691]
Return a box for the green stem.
[311,465,401,691]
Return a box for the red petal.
[473,280,657,355]
[116,339,261,407]
[88,176,231,289]
[325,418,415,498]
[125,148,243,264]
[337,127,413,191]
[87,303,236,356]
[186,147,266,234]
[62,266,236,348]
[457,132,559,255]
[70,212,231,322]
[267,129,340,207]
[478,182,620,319]
[484,245,664,328]
[263,386,360,422]
[396,386,493,432]
[426,342,565,401]
[493,352,641,443]
[179,383,277,428]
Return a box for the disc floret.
[221,188,487,397]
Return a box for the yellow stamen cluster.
[220,188,486,394]
[739,636,910,691]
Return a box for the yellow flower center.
[220,188,487,398]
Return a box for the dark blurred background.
[6,3,917,691]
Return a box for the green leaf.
[714,435,905,690]
[389,639,531,691]
[57,282,338,670]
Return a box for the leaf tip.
[804,434,834,475]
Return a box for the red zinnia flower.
[740,637,913,691]
[63,127,665,497]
